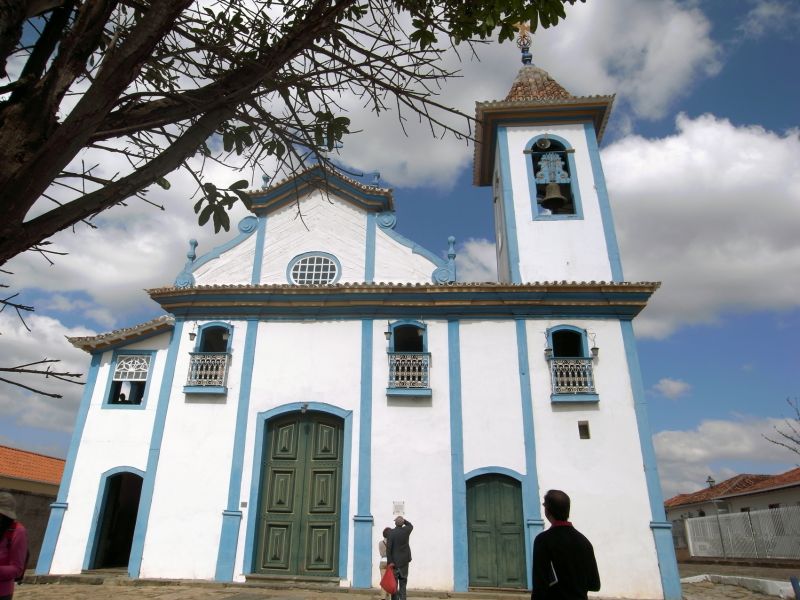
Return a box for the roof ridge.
[0,444,65,462]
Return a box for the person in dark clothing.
[386,515,413,600]
[531,490,600,600]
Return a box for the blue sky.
[1,0,799,498]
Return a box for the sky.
[1,0,799,500]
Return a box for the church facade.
[37,56,680,599]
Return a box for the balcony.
[184,352,230,394]
[549,357,598,402]
[387,352,431,397]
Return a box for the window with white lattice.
[287,252,341,285]
[107,354,151,405]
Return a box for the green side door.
[255,411,343,577]
[467,474,527,589]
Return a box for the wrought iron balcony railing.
[187,352,230,387]
[388,352,430,389]
[550,357,595,394]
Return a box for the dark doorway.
[92,472,143,569]
[254,411,343,577]
[467,474,527,589]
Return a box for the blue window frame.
[387,319,431,398]
[184,322,233,395]
[526,134,584,220]
[546,325,598,403]
[102,350,157,410]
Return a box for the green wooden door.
[255,412,343,577]
[467,474,527,589]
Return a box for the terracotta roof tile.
[662,468,800,508]
[504,65,573,102]
[0,445,64,486]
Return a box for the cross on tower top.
[514,22,533,65]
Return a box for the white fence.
[686,505,800,559]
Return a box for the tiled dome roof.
[505,65,573,102]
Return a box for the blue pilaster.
[353,319,374,587]
[448,320,469,591]
[215,318,259,581]
[515,319,544,586]
[620,320,681,600]
[498,127,522,284]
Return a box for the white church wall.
[50,333,172,574]
[372,229,441,283]
[460,320,526,475]
[259,192,369,284]
[527,318,663,599]
[370,318,455,590]
[504,124,614,283]
[138,322,249,579]
[193,234,257,285]
[234,319,364,582]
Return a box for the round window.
[288,253,340,284]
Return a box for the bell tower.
[474,27,621,284]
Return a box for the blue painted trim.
[100,349,157,410]
[515,320,542,588]
[250,215,267,285]
[250,165,392,214]
[385,387,431,397]
[550,393,599,403]
[353,320,374,588]
[193,321,234,353]
[183,385,227,395]
[447,320,469,591]
[375,211,447,268]
[285,251,342,285]
[464,466,524,482]
[584,123,624,282]
[242,403,353,578]
[83,466,145,570]
[497,127,522,283]
[365,213,376,283]
[215,318,259,581]
[36,353,102,574]
[620,320,681,600]
[525,134,584,221]
[128,320,184,578]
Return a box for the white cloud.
[0,312,95,435]
[652,378,691,400]
[654,417,799,498]
[337,0,722,187]
[604,114,800,338]
[456,238,498,282]
[737,1,800,39]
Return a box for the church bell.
[540,182,567,212]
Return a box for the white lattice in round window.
[289,253,340,284]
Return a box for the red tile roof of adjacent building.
[0,445,64,486]
[664,467,800,509]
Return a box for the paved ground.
[11,564,798,600]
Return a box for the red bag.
[381,563,397,594]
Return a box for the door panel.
[255,412,343,576]
[467,474,527,589]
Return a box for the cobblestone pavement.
[679,563,799,582]
[682,581,776,600]
[11,580,787,600]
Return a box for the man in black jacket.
[532,490,600,600]
[386,515,413,600]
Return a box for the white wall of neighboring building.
[503,123,614,283]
